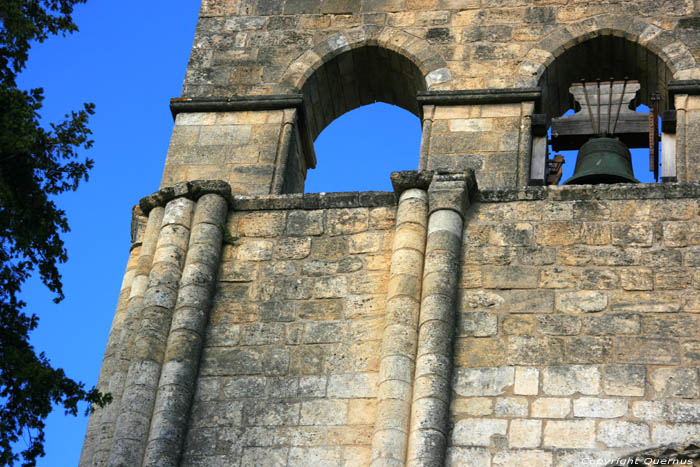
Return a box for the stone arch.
[516,14,699,89]
[281,27,451,95]
[282,28,448,143]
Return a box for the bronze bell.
[563,137,640,185]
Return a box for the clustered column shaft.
[85,206,165,466]
[143,193,228,466]
[406,173,470,467]
[370,188,428,467]
[107,197,195,467]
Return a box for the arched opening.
[306,103,421,192]
[298,45,426,192]
[537,34,672,185]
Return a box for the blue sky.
[15,2,657,465]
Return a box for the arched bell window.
[297,46,425,192]
[531,34,675,186]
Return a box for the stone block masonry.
[82,176,700,466]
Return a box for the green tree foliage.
[0,1,111,465]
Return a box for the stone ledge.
[232,191,396,211]
[139,180,699,214]
[417,87,541,106]
[478,182,700,203]
[668,79,700,96]
[169,95,304,118]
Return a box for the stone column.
[675,94,688,183]
[107,196,195,467]
[142,193,228,466]
[84,205,165,467]
[406,172,473,467]
[517,102,535,187]
[418,105,435,171]
[370,172,431,467]
[270,108,297,194]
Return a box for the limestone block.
[535,222,581,246]
[581,268,619,289]
[532,398,571,419]
[298,376,326,398]
[312,276,348,298]
[239,212,286,237]
[493,449,552,467]
[245,400,300,426]
[494,397,528,417]
[616,337,680,364]
[650,367,700,398]
[457,311,498,336]
[507,336,565,365]
[236,239,274,261]
[453,367,514,397]
[286,210,324,236]
[668,401,700,423]
[612,223,653,247]
[603,365,646,397]
[349,232,382,254]
[683,340,700,364]
[597,421,650,448]
[482,266,539,289]
[445,447,491,467]
[573,397,627,418]
[583,313,640,336]
[241,322,285,346]
[539,267,580,289]
[611,292,684,313]
[327,208,369,236]
[564,337,613,364]
[508,420,542,449]
[454,337,505,367]
[345,295,384,319]
[514,367,539,396]
[537,315,581,335]
[501,290,554,314]
[288,447,343,467]
[543,420,596,449]
[300,400,348,426]
[451,398,494,416]
[579,223,612,246]
[348,399,376,426]
[632,401,666,422]
[276,237,312,260]
[652,423,700,446]
[452,418,508,447]
[542,366,601,396]
[327,373,378,398]
[303,322,344,344]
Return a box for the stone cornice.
[416,87,541,106]
[169,95,304,118]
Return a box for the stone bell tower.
[82,1,700,466]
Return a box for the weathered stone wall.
[424,102,534,188]
[450,184,700,466]
[182,193,396,466]
[81,179,700,467]
[186,0,699,96]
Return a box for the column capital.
[390,170,434,198]
[428,170,478,217]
